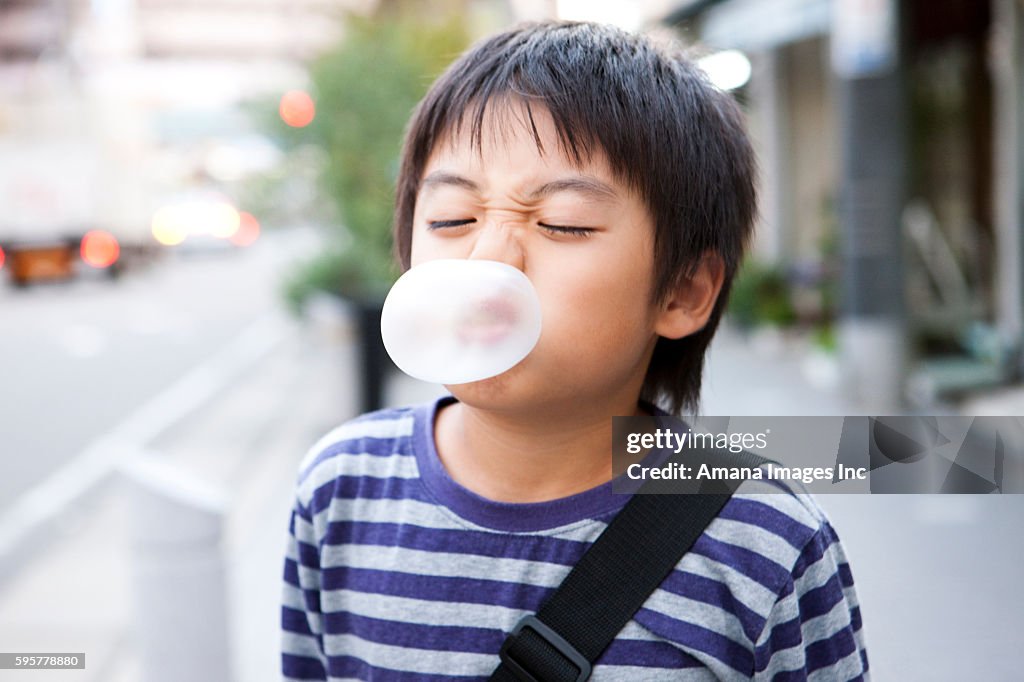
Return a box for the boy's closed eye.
[539,224,595,238]
[426,218,475,229]
[425,218,596,238]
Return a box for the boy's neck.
[433,397,646,503]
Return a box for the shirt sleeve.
[281,495,328,681]
[753,520,870,681]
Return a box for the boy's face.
[410,103,670,415]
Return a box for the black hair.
[394,20,757,414]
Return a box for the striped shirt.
[281,397,869,680]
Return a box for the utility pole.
[833,0,908,411]
[992,0,1024,379]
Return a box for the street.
[0,230,315,506]
[0,225,352,682]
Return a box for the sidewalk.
[0,305,442,682]
[702,327,854,416]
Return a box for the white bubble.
[381,259,542,384]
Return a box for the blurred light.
[279,90,315,128]
[152,206,187,246]
[180,203,212,235]
[698,50,753,91]
[81,230,120,269]
[208,203,241,239]
[230,212,260,247]
[152,199,240,243]
[0,245,5,270]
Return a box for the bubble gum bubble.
[380,259,542,384]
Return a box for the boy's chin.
[443,363,538,411]
[445,369,514,401]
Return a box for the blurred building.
[0,0,379,267]
[0,0,367,62]
[0,0,381,139]
[664,0,1024,408]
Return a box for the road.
[0,228,318,508]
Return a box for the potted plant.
[727,259,798,332]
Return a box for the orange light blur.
[230,211,260,247]
[279,90,315,128]
[0,245,5,270]
[81,230,120,268]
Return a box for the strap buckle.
[499,615,592,682]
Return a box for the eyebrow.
[420,171,620,203]
[421,171,480,194]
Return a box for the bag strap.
[491,448,772,682]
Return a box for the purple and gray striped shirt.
[281,397,869,680]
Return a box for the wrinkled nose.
[467,221,525,271]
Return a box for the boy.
[282,21,868,681]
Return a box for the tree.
[285,13,469,306]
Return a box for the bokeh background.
[0,0,1021,679]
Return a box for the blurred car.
[0,139,157,287]
[150,189,260,254]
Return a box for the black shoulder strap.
[490,448,772,682]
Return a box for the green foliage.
[811,323,837,352]
[283,14,469,304]
[283,247,386,314]
[727,260,798,330]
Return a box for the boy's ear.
[654,252,726,340]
